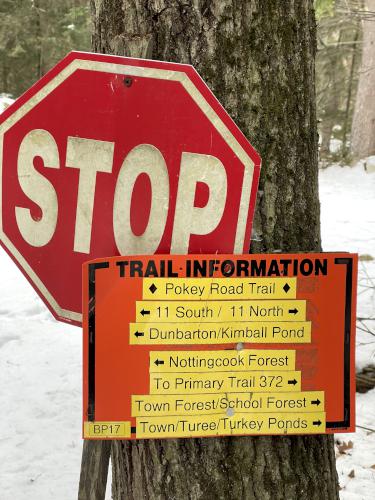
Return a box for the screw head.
[124,77,133,87]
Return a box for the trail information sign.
[83,253,357,440]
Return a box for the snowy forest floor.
[320,164,375,499]
[0,163,374,499]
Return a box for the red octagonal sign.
[0,52,261,325]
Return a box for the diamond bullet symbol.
[149,284,157,294]
[283,283,290,293]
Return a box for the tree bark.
[78,440,111,500]
[319,31,343,159]
[90,1,338,498]
[351,0,375,160]
[34,0,44,80]
[342,27,360,159]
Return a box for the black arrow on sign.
[288,379,298,385]
[288,308,298,314]
[140,309,150,316]
[313,420,322,426]
[134,331,144,338]
[311,399,321,406]
[154,359,165,366]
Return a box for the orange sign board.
[82,253,357,439]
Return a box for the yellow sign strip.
[136,412,326,438]
[149,349,296,373]
[143,277,297,300]
[130,321,312,345]
[131,391,325,416]
[149,370,301,394]
[83,421,131,438]
[136,300,306,322]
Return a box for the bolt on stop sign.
[0,52,261,325]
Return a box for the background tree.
[90,1,339,499]
[2,1,371,165]
[0,0,90,98]
[316,0,362,161]
[351,0,375,160]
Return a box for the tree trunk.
[90,1,338,498]
[342,27,360,159]
[351,0,375,160]
[2,59,9,94]
[34,0,44,80]
[78,440,111,500]
[319,32,343,158]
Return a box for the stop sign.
[0,52,261,325]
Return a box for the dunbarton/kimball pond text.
[146,324,308,341]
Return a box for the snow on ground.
[0,252,80,499]
[0,147,374,497]
[319,164,375,371]
[336,389,375,499]
[320,163,375,498]
[0,94,14,114]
